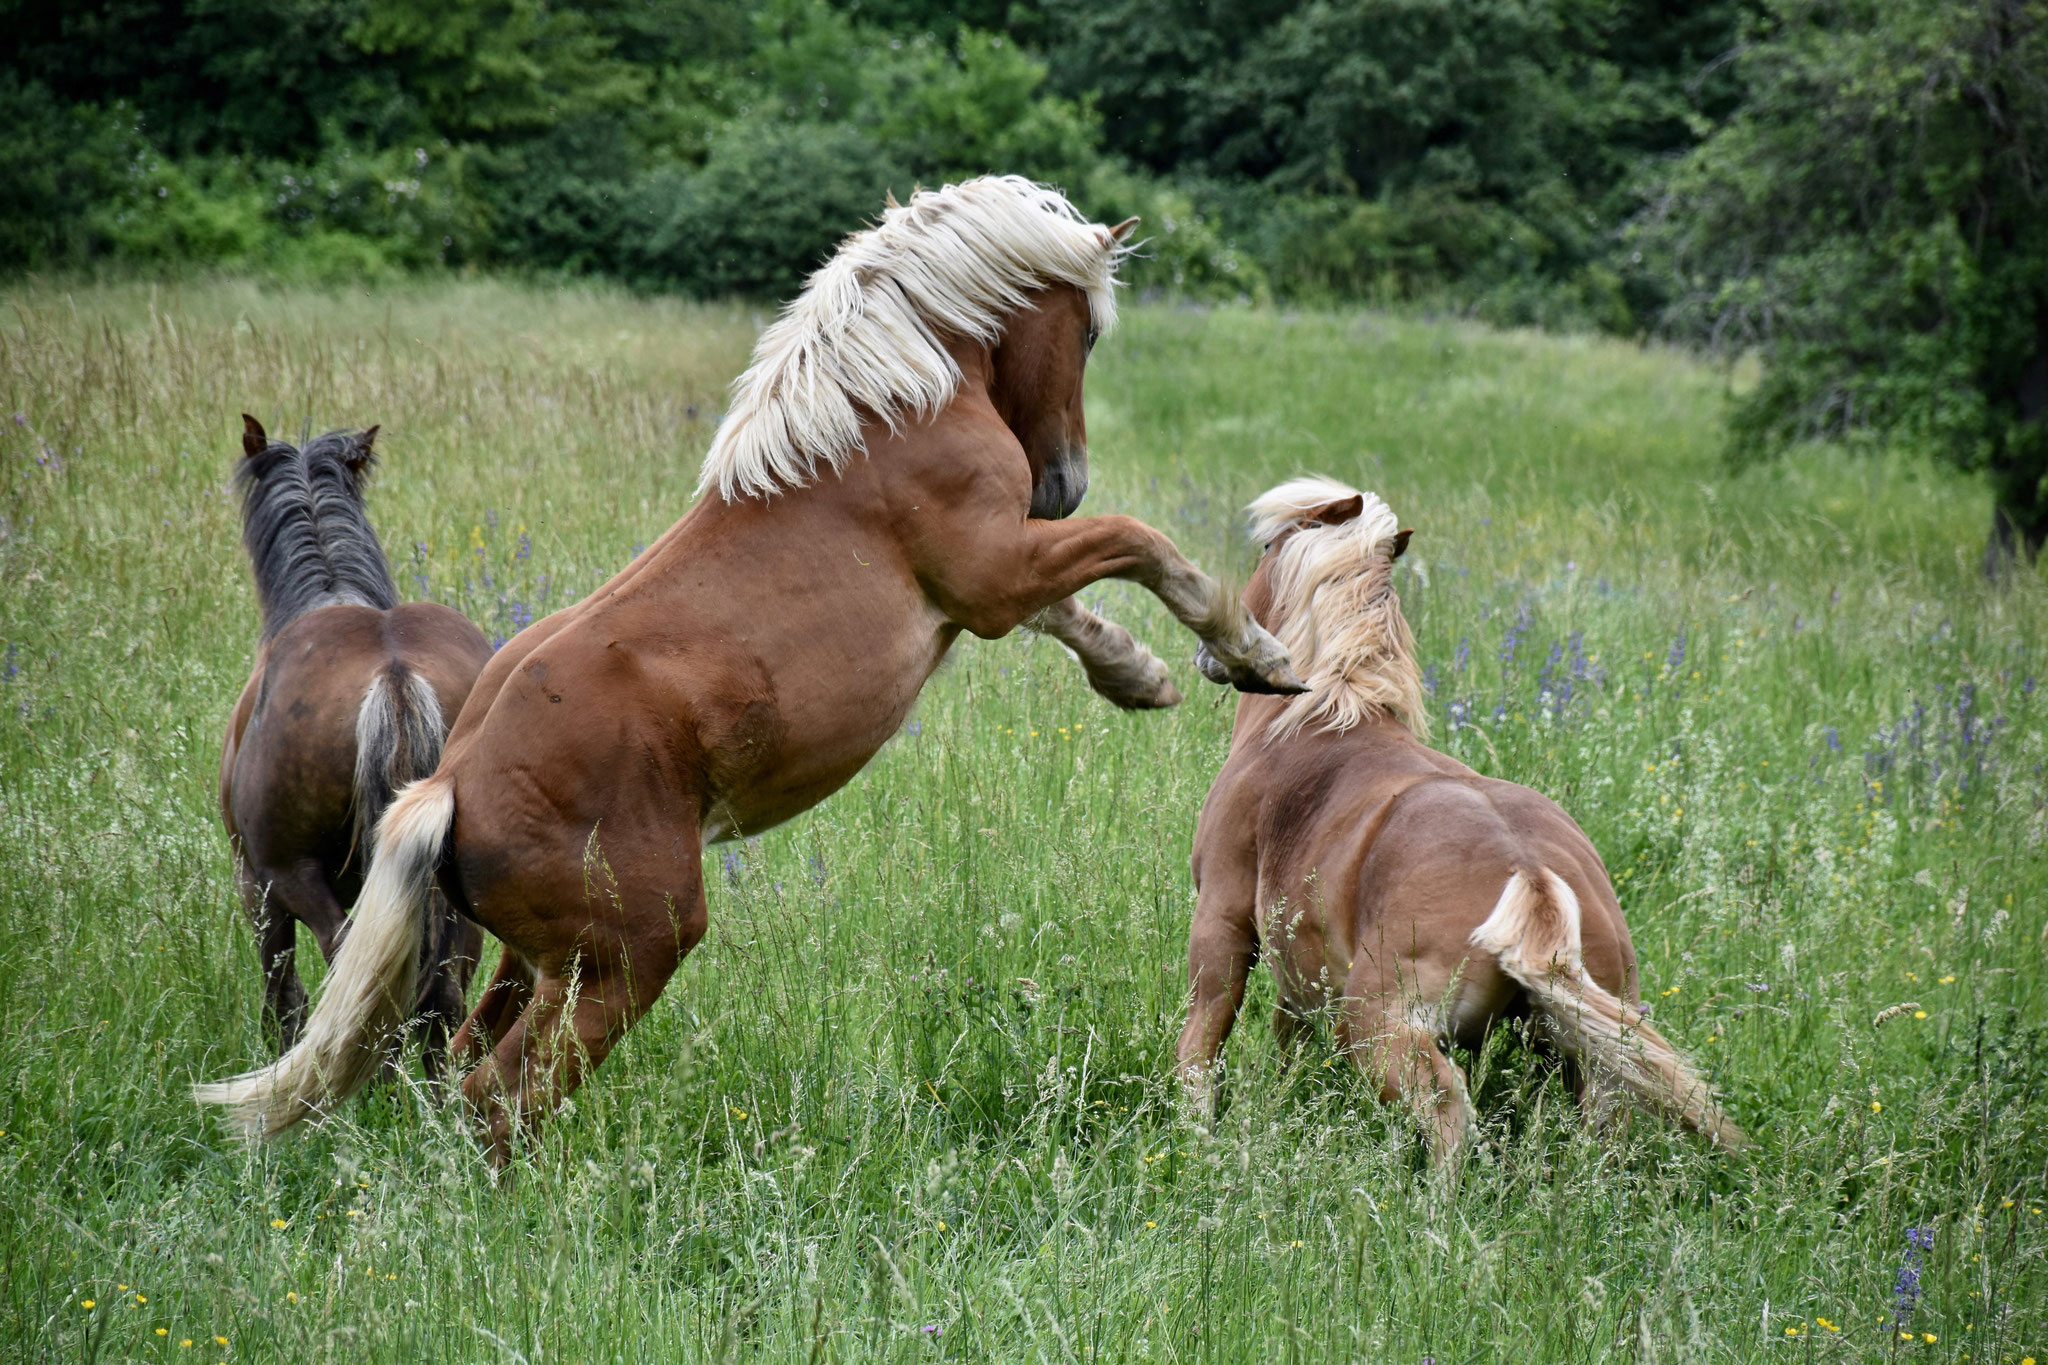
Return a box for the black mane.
[236,429,398,639]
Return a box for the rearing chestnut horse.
[219,417,491,1063]
[197,177,1303,1157]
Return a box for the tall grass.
[2,279,2043,1362]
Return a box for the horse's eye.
[1085,330,1099,353]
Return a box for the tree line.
[3,0,2042,565]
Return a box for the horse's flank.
[1246,475,1427,742]
[699,176,1129,504]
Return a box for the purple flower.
[1892,1226,1933,1328]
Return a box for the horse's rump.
[1472,869,1746,1149]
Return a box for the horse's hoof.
[1233,659,1309,696]
[1192,643,1231,685]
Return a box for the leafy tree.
[1643,0,2048,573]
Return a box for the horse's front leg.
[1000,514,1304,695]
[1026,596,1182,709]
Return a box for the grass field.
[2,278,2045,1363]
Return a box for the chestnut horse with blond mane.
[1177,476,1744,1165]
[197,178,1303,1159]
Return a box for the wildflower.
[181,1340,193,1348]
[217,1337,229,1346]
[1939,975,1956,984]
[1915,1011,1928,1020]
[1145,1221,1157,1229]
[1785,1326,1800,1336]
[1924,1334,1937,1344]
[158,1328,168,1337]
[286,1291,298,1304]
[936,1221,946,1231]
[269,1217,287,1229]
[730,1108,748,1120]
[81,1300,95,1310]
[136,1294,146,1304]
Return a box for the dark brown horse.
[219,416,492,1069]
[1177,477,1744,1166]
[197,178,1304,1157]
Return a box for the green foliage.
[637,119,905,300]
[0,0,1751,315]
[1642,0,2048,563]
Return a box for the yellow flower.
[1145,1221,1157,1229]
[80,1300,95,1310]
[1706,1034,1719,1043]
[730,1108,748,1120]
[1923,1334,1937,1344]
[2004,1199,2015,1208]
[286,1291,298,1304]
[118,1283,129,1291]
[2023,1356,2035,1364]
[1871,1101,1883,1113]
[1939,975,1956,984]
[1914,1011,1928,1020]
[1784,1326,1799,1336]
[181,1340,193,1349]
[936,1221,946,1232]
[157,1328,168,1337]
[136,1294,146,1304]
[269,1217,287,1229]
[1901,1331,1914,1342]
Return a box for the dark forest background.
[4,0,2045,562]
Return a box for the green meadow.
[2,279,2043,1362]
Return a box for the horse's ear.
[1299,492,1364,528]
[1391,528,1413,560]
[346,425,379,471]
[1108,216,1140,243]
[241,414,267,459]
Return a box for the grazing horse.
[219,416,492,1068]
[1177,476,1744,1165]
[197,177,1304,1159]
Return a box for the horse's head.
[239,414,381,496]
[988,217,1138,520]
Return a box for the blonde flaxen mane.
[1247,476,1429,741]
[698,176,1127,503]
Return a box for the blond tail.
[194,776,456,1137]
[350,666,446,866]
[1471,869,1747,1150]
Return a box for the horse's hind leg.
[1340,999,1476,1170]
[463,857,707,1167]
[451,942,538,1071]
[237,858,307,1053]
[413,892,484,1089]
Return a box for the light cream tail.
[1471,869,1747,1150]
[194,776,456,1137]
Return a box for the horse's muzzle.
[1029,452,1089,520]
